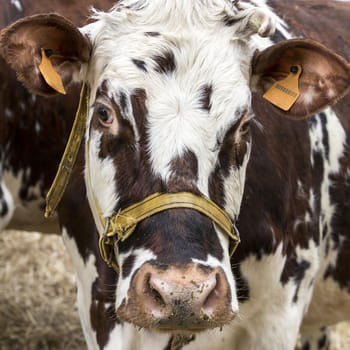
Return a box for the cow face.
[1,0,349,333]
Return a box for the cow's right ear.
[0,13,91,96]
[251,39,350,119]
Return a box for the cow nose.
[148,270,217,317]
[117,263,236,331]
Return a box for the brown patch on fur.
[0,0,114,28]
[131,88,148,137]
[167,150,199,193]
[323,138,350,291]
[132,58,147,72]
[107,87,165,209]
[122,254,136,279]
[232,94,319,282]
[209,112,251,207]
[199,84,212,111]
[153,50,176,74]
[90,276,121,348]
[270,0,350,59]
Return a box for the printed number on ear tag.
[39,48,66,95]
[263,65,302,111]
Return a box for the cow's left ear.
[251,39,350,119]
[0,13,91,96]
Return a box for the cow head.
[1,0,349,333]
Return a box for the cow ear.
[0,13,91,96]
[251,39,350,119]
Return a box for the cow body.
[1,1,350,350]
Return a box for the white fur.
[62,227,99,350]
[223,142,251,218]
[71,1,349,349]
[105,326,170,350]
[231,243,316,350]
[79,3,296,349]
[85,129,120,221]
[302,109,350,330]
[2,170,59,233]
[0,179,14,230]
[83,0,263,205]
[10,0,22,12]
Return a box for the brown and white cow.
[1,0,350,349]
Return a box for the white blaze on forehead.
[85,0,256,195]
[146,46,251,194]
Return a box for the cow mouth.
[116,300,236,333]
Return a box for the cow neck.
[45,83,240,273]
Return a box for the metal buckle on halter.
[99,217,120,271]
[229,222,241,256]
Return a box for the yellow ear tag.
[39,48,66,95]
[263,65,302,111]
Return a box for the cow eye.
[96,105,114,126]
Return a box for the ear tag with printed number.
[39,48,66,95]
[263,65,302,111]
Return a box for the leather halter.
[99,192,240,272]
[45,84,240,272]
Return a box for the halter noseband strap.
[99,192,240,272]
[45,83,241,273]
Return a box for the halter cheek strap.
[45,83,240,273]
[45,83,90,218]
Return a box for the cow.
[1,0,350,349]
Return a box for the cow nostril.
[202,273,221,315]
[150,284,166,307]
[147,275,167,308]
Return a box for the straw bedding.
[0,230,84,350]
[0,230,349,350]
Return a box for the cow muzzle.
[117,263,236,332]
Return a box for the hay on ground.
[0,230,85,350]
